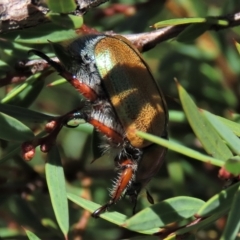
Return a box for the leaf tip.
[174,78,181,88]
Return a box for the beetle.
[29,33,168,217]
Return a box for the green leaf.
[220,185,240,240]
[25,229,41,240]
[0,228,20,238]
[67,193,127,225]
[176,210,227,235]
[154,18,206,28]
[153,17,228,28]
[68,193,159,234]
[46,0,77,13]
[234,40,240,55]
[0,103,54,122]
[177,23,211,43]
[124,197,205,231]
[197,182,240,217]
[47,13,83,29]
[46,146,69,237]
[211,112,240,137]
[0,112,34,141]
[48,78,67,87]
[177,82,233,161]
[136,131,224,167]
[169,110,186,123]
[68,193,162,234]
[6,78,45,108]
[225,156,240,175]
[41,218,58,229]
[3,23,79,44]
[1,73,42,104]
[203,110,240,155]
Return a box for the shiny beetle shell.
[94,35,167,148]
[37,34,169,216]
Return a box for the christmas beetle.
[29,33,168,217]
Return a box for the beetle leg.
[88,114,124,144]
[92,158,137,218]
[28,49,98,101]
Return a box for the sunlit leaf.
[177,82,232,161]
[124,197,205,231]
[153,17,228,29]
[203,110,240,155]
[197,182,240,217]
[46,146,69,237]
[234,40,240,55]
[225,156,240,175]
[1,73,42,104]
[137,132,223,167]
[3,23,79,44]
[25,229,41,240]
[46,0,77,13]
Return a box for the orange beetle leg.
[92,158,137,218]
[28,49,98,102]
[88,118,123,144]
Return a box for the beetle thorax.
[66,35,107,98]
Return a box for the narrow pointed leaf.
[0,103,54,122]
[197,182,240,217]
[153,17,228,29]
[234,40,240,55]
[67,193,126,226]
[204,110,240,155]
[124,197,205,231]
[176,210,227,235]
[220,186,240,240]
[46,0,77,13]
[48,79,67,87]
[153,18,206,28]
[68,193,162,233]
[177,23,211,43]
[137,131,223,167]
[46,146,69,237]
[0,112,34,141]
[206,111,240,137]
[4,23,78,44]
[225,156,240,175]
[47,13,83,29]
[1,73,42,104]
[177,83,232,161]
[25,229,41,240]
[7,78,45,108]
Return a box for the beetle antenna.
[28,49,65,73]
